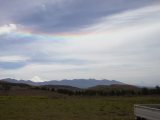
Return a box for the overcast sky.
[0,0,160,86]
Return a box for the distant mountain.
[0,78,36,85]
[45,79,124,88]
[0,78,124,88]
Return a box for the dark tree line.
[33,85,160,96]
[0,84,11,91]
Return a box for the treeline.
[1,82,160,96]
[32,86,160,96]
[0,84,11,91]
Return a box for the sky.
[0,0,160,86]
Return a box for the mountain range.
[0,78,124,88]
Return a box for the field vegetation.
[0,96,160,120]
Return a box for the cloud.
[0,24,17,35]
[30,76,45,82]
[1,0,159,33]
[84,4,160,32]
[0,55,30,69]
[0,62,27,69]
[18,0,160,33]
[0,55,30,62]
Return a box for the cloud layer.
[0,0,160,86]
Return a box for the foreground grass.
[0,96,160,120]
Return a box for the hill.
[89,84,139,91]
[0,80,31,88]
[81,84,141,96]
[41,85,81,91]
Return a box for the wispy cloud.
[0,55,30,62]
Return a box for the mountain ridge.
[0,78,124,88]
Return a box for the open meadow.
[0,96,160,120]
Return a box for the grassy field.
[0,96,160,120]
